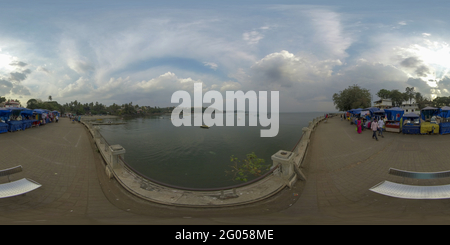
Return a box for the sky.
[1,0,450,112]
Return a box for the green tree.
[227,152,269,182]
[26,98,38,108]
[332,84,372,111]
[376,89,391,99]
[389,89,405,107]
[405,87,416,104]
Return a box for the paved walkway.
[2,116,450,224]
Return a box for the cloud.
[58,77,94,98]
[67,59,94,74]
[9,61,27,67]
[249,50,342,89]
[10,69,31,82]
[0,78,13,94]
[243,31,264,45]
[11,83,31,95]
[399,56,432,77]
[203,62,218,70]
[36,66,50,74]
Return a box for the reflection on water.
[98,112,325,188]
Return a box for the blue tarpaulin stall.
[3,108,25,132]
[348,108,363,124]
[384,107,404,121]
[438,106,450,135]
[420,107,439,134]
[7,120,23,132]
[373,109,385,119]
[402,112,420,134]
[33,109,49,125]
[421,106,439,121]
[384,107,404,133]
[0,108,11,133]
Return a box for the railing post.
[109,144,126,170]
[271,150,296,187]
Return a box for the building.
[401,102,420,115]
[1,100,21,108]
[373,99,392,110]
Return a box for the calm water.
[98,112,325,188]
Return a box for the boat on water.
[200,125,209,129]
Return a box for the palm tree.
[48,95,52,101]
[405,87,415,104]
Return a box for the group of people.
[340,114,385,141]
[357,117,385,141]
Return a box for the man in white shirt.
[371,119,379,141]
[378,117,384,138]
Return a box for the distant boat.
[200,125,209,129]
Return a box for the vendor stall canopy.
[384,107,404,121]
[403,112,419,118]
[438,106,450,118]
[421,106,439,120]
[0,108,12,121]
[348,108,363,115]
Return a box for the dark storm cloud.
[400,56,421,68]
[11,84,31,95]
[0,79,13,88]
[10,69,31,82]
[415,65,431,77]
[400,56,431,77]
[9,61,28,67]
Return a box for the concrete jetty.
[2,115,450,224]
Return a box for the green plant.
[227,152,269,182]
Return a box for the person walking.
[357,117,362,134]
[371,119,379,141]
[377,117,384,138]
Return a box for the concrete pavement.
[2,116,450,224]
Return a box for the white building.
[374,99,392,110]
[401,100,420,115]
[1,100,21,108]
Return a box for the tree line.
[10,96,175,116]
[332,85,440,111]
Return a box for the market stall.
[7,120,24,132]
[384,107,404,133]
[348,108,363,125]
[0,108,11,134]
[438,106,450,135]
[402,112,420,134]
[33,109,48,126]
[7,108,26,132]
[420,106,439,134]
[19,108,33,130]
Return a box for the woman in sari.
[357,117,362,134]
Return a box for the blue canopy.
[438,106,450,118]
[403,112,419,118]
[17,107,33,116]
[348,108,363,115]
[33,109,48,114]
[421,106,439,120]
[0,108,12,121]
[384,107,404,121]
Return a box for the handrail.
[82,117,305,192]
[118,155,281,192]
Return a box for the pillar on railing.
[109,144,126,170]
[271,150,296,187]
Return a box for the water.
[98,112,325,188]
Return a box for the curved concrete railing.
[80,115,325,207]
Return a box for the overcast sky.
[1,0,450,112]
